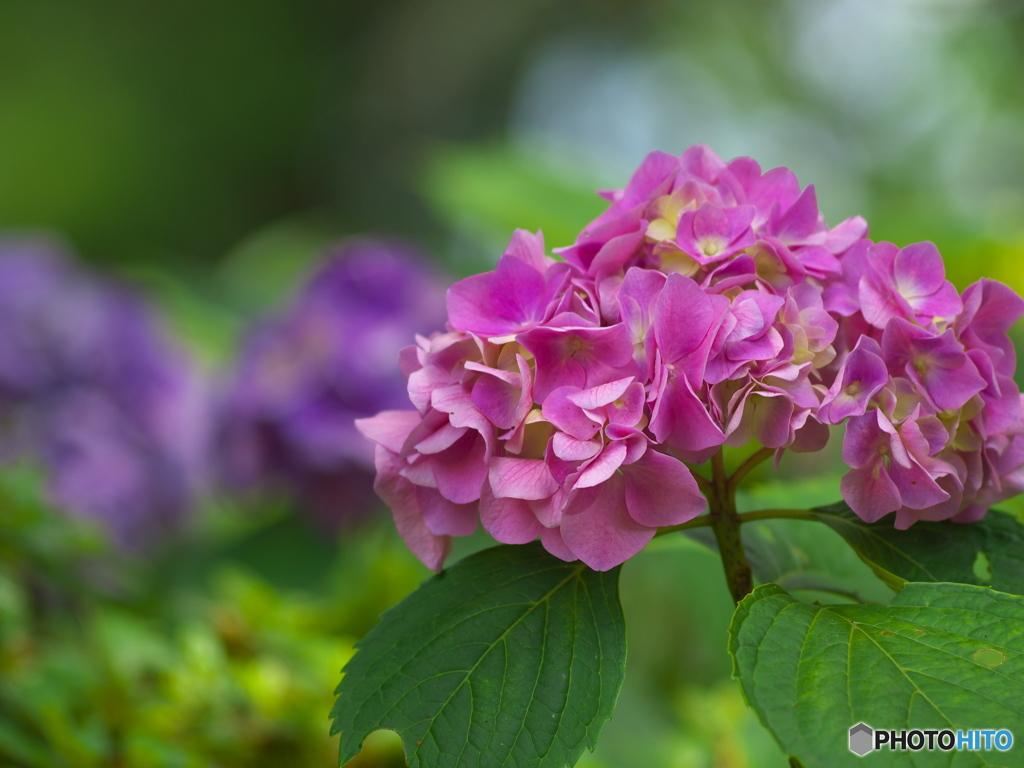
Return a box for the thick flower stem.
[708,450,753,605]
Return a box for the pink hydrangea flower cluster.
[358,145,1024,571]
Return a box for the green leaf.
[686,519,893,604]
[730,582,1024,768]
[420,143,607,267]
[812,502,1024,595]
[330,542,626,768]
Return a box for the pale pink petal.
[488,457,559,500]
[552,432,603,462]
[355,410,422,454]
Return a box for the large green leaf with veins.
[730,582,1024,768]
[330,542,626,767]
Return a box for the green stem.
[737,508,817,524]
[727,447,774,492]
[656,508,819,537]
[653,515,713,537]
[707,449,753,605]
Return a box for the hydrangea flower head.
[0,237,210,550]
[218,238,448,527]
[358,145,1024,571]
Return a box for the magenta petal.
[649,374,725,453]
[618,266,666,322]
[893,241,946,298]
[430,384,494,452]
[469,370,521,430]
[824,216,869,254]
[908,280,961,319]
[480,482,543,544]
[503,228,548,271]
[488,457,558,500]
[623,451,706,527]
[446,251,545,336]
[622,151,680,207]
[679,143,727,181]
[653,273,720,364]
[520,324,636,402]
[590,228,646,279]
[605,382,646,427]
[560,477,655,570]
[771,185,820,243]
[820,342,888,424]
[859,273,911,329]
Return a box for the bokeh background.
[2,1,1024,766]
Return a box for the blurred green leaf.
[683,477,893,604]
[331,542,626,768]
[811,502,1024,595]
[731,582,1024,768]
[421,143,606,271]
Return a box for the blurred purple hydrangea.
[0,236,211,550]
[217,238,448,528]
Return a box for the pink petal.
[841,463,901,524]
[540,525,577,563]
[418,487,478,536]
[372,447,450,571]
[623,451,706,527]
[770,185,820,244]
[552,432,603,462]
[888,459,950,510]
[560,476,655,570]
[542,386,601,441]
[649,373,725,453]
[567,377,634,411]
[653,273,720,365]
[480,482,543,544]
[488,457,559,500]
[574,440,629,489]
[356,410,422,454]
[893,241,946,299]
[429,431,487,504]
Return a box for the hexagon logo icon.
[849,723,874,756]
